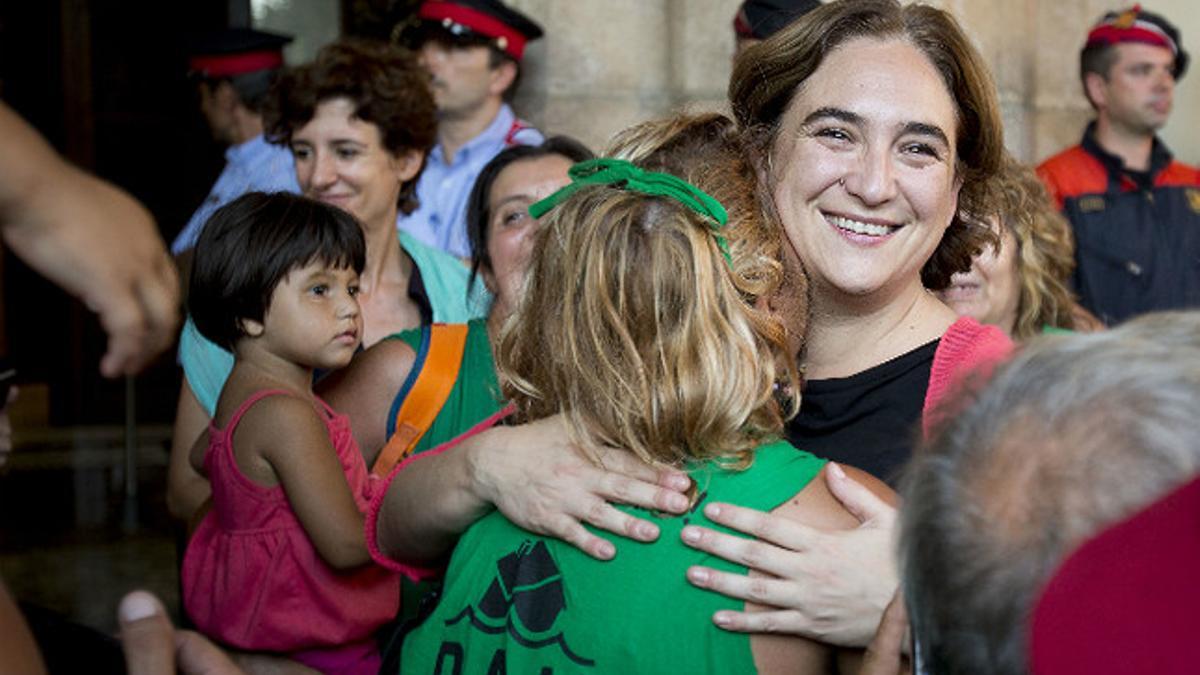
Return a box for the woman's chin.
[936,294,988,323]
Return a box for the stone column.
[510,0,739,152]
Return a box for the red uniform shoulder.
[1155,160,1200,189]
[1036,146,1108,209]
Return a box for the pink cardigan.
[922,316,1014,438]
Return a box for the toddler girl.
[182,191,397,674]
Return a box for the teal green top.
[399,440,827,674]
[181,231,487,415]
[385,318,503,456]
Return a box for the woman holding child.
[167,39,477,523]
[682,0,1014,644]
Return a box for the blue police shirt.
[171,133,300,254]
[399,103,542,258]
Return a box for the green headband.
[528,158,733,267]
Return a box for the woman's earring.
[838,177,846,186]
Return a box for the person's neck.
[801,280,957,380]
[439,97,503,164]
[485,301,508,341]
[233,342,316,396]
[359,211,409,294]
[999,310,1018,340]
[1094,115,1155,172]
[226,107,265,147]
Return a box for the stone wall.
[509,0,739,153]
[506,0,1199,164]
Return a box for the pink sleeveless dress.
[181,389,399,675]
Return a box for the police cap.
[417,0,543,61]
[1086,5,1189,79]
[187,28,293,79]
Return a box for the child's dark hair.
[189,192,366,351]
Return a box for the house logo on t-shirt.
[436,540,595,672]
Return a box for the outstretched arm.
[682,462,899,648]
[374,413,693,567]
[0,102,179,377]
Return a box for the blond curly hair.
[494,114,801,469]
[992,156,1081,339]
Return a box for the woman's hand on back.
[680,462,898,647]
[470,414,693,560]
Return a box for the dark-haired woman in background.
[321,136,593,464]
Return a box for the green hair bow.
[528,158,733,267]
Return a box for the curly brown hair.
[264,39,437,215]
[729,0,1003,290]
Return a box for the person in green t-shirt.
[373,113,893,674]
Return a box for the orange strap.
[371,323,469,477]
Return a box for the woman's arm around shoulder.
[372,414,694,571]
[755,465,896,673]
[682,463,899,648]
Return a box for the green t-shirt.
[385,318,503,456]
[399,440,827,674]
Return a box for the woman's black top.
[784,339,939,487]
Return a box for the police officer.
[1037,7,1200,325]
[172,29,300,256]
[402,0,544,258]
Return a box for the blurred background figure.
[1037,6,1200,326]
[732,0,822,55]
[170,28,300,265]
[936,155,1103,340]
[400,0,546,258]
[902,311,1200,675]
